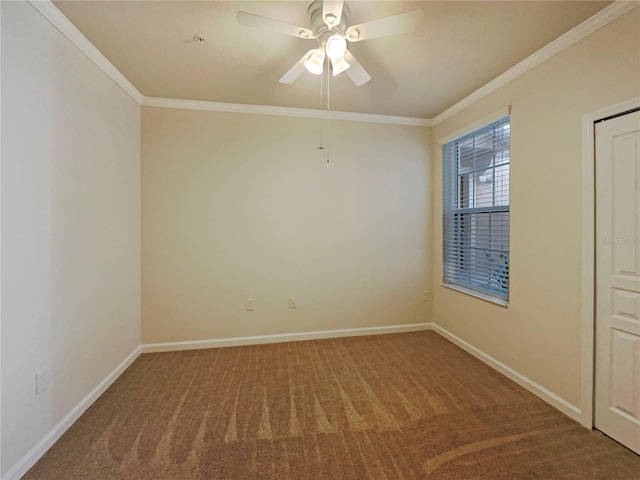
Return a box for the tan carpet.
[24,331,640,479]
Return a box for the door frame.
[581,96,640,429]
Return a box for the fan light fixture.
[325,34,347,60]
[304,35,350,76]
[330,56,350,76]
[304,49,325,75]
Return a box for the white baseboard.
[2,346,142,480]
[141,323,433,353]
[431,323,583,423]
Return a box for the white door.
[595,109,640,454]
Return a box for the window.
[442,117,510,302]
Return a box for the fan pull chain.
[325,62,330,167]
[318,64,324,150]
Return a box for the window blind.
[443,117,510,300]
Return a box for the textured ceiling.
[53,1,611,119]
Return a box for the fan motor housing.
[308,0,350,42]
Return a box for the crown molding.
[27,0,638,126]
[28,0,427,125]
[142,97,432,126]
[27,0,144,105]
[432,1,640,126]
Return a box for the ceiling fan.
[237,0,424,86]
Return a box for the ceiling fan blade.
[237,11,315,39]
[345,10,424,42]
[279,50,314,84]
[343,50,371,86]
[322,0,344,28]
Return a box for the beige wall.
[142,108,431,343]
[431,8,640,408]
[1,2,141,474]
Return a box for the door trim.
[581,96,640,428]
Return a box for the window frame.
[441,115,511,305]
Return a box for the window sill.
[441,283,509,308]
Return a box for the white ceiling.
[53,1,611,119]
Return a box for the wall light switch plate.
[246,298,255,311]
[289,297,297,309]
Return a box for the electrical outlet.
[423,290,430,302]
[246,298,255,311]
[289,297,297,309]
[36,368,50,395]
